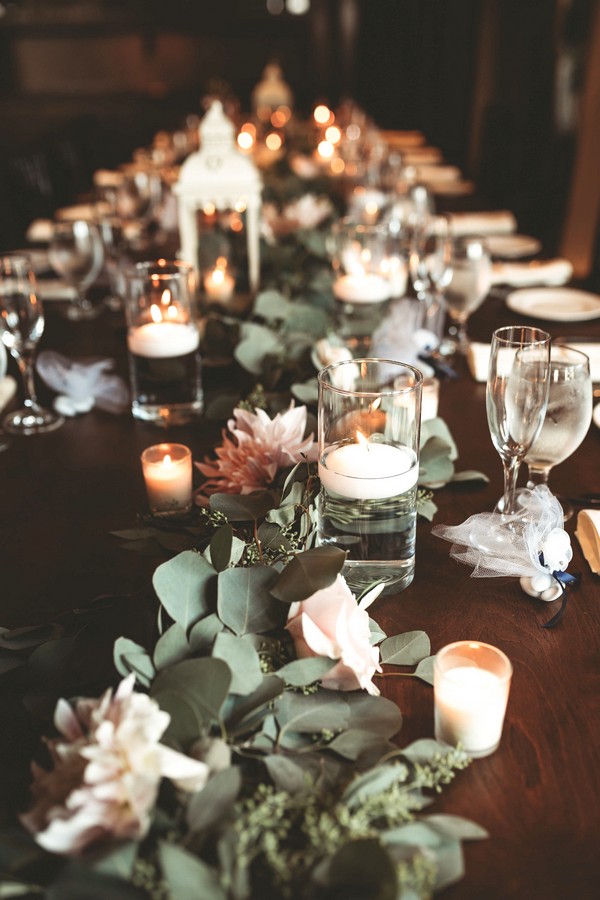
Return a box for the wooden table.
[1,292,599,899]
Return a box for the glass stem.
[16,352,39,410]
[526,466,551,490]
[502,456,521,515]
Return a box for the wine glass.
[97,215,126,311]
[48,220,105,321]
[486,326,551,516]
[0,255,64,435]
[443,236,492,354]
[409,215,453,338]
[523,345,593,519]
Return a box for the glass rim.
[141,442,192,463]
[549,344,590,369]
[318,358,424,397]
[492,325,551,348]
[127,259,194,279]
[434,640,513,683]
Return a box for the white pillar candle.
[421,378,440,421]
[333,274,391,304]
[434,641,512,758]
[319,440,418,500]
[141,443,193,515]
[380,256,408,298]
[204,266,235,303]
[127,322,199,359]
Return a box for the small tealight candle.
[434,641,512,758]
[333,273,391,304]
[203,263,235,304]
[141,443,193,516]
[319,432,418,501]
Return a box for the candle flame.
[369,397,381,414]
[216,256,228,270]
[161,289,171,306]
[212,268,225,286]
[162,454,172,467]
[356,430,369,449]
[150,304,162,323]
[167,305,178,319]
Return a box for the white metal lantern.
[174,100,263,294]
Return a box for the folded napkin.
[576,509,600,574]
[491,258,573,287]
[0,376,17,412]
[36,350,129,415]
[36,280,78,302]
[447,210,517,237]
[468,340,600,383]
[25,219,53,243]
[413,164,462,183]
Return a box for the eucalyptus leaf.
[189,613,224,655]
[186,767,241,834]
[379,821,442,848]
[327,729,390,762]
[210,492,274,522]
[266,503,297,528]
[153,623,189,672]
[419,437,456,487]
[87,840,139,879]
[275,656,337,687]
[152,551,216,633]
[423,814,489,841]
[368,618,387,645]
[323,838,397,900]
[110,527,157,541]
[270,546,347,604]
[113,637,155,687]
[380,631,430,666]
[253,290,291,323]
[264,755,310,794]
[204,393,240,421]
[432,839,465,891]
[159,843,227,900]
[217,567,284,635]
[151,657,231,729]
[210,524,234,572]
[234,325,283,375]
[414,655,435,686]
[420,418,458,460]
[212,633,263,695]
[402,739,465,765]
[0,623,64,651]
[451,469,489,483]
[275,690,349,734]
[150,689,200,748]
[342,763,410,807]
[416,497,438,521]
[0,654,26,676]
[345,694,402,738]
[0,884,43,897]
[223,674,285,733]
[291,379,319,405]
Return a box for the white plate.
[485,234,542,259]
[506,288,600,322]
[593,404,600,430]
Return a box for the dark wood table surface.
[1,289,599,900]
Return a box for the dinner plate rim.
[505,287,600,322]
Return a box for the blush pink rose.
[286,575,383,695]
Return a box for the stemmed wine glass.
[523,345,592,519]
[443,236,492,354]
[0,255,64,435]
[486,326,551,516]
[409,215,453,338]
[48,219,104,321]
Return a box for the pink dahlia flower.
[196,403,318,499]
[20,674,209,855]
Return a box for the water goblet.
[0,255,64,435]
[486,326,551,516]
[443,236,492,354]
[524,345,592,520]
[409,214,453,338]
[48,219,105,321]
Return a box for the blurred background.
[0,0,598,281]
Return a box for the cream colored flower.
[286,575,383,695]
[21,675,209,855]
[196,403,317,499]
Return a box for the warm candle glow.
[160,289,171,306]
[356,430,369,448]
[265,132,283,151]
[331,157,345,174]
[325,125,342,144]
[237,132,254,151]
[162,454,172,466]
[317,140,334,159]
[150,304,162,323]
[314,104,333,126]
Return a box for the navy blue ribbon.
[541,566,579,629]
[417,353,459,381]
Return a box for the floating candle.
[333,274,391,304]
[319,435,418,500]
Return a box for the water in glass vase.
[317,442,419,594]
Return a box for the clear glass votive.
[125,260,203,425]
[141,443,193,516]
[331,220,394,357]
[317,358,423,595]
[434,641,513,758]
